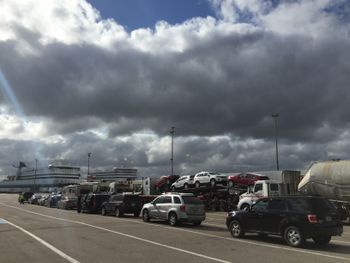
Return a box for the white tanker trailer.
[298,159,350,220]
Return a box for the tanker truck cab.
[237,180,281,211]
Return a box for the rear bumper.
[304,224,343,238]
[179,215,206,223]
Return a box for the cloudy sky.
[0,0,350,178]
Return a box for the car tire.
[195,181,200,188]
[184,183,188,189]
[101,207,106,216]
[284,226,305,248]
[312,235,331,246]
[168,212,178,226]
[240,203,250,211]
[229,220,244,238]
[210,179,216,187]
[142,210,150,222]
[192,221,202,226]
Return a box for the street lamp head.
[271,113,279,118]
[88,152,92,157]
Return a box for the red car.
[154,175,180,192]
[227,173,269,187]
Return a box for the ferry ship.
[0,160,81,193]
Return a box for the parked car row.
[25,191,344,248]
[27,193,62,208]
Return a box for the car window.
[254,184,263,192]
[267,199,286,211]
[124,195,140,201]
[153,196,164,204]
[164,196,172,204]
[287,198,311,212]
[173,196,181,204]
[182,196,203,204]
[252,199,268,212]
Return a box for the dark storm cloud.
[1,25,350,144]
[1,1,350,177]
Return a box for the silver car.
[141,193,205,226]
[170,175,194,191]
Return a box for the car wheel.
[115,208,122,217]
[168,212,178,226]
[195,181,200,188]
[240,203,250,211]
[229,220,244,238]
[312,235,331,246]
[284,226,305,247]
[192,221,202,226]
[210,179,216,187]
[142,210,150,222]
[184,183,188,189]
[101,207,106,216]
[171,186,176,192]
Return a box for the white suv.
[171,175,194,191]
[193,171,228,188]
[141,193,205,226]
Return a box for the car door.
[263,199,288,233]
[149,196,164,218]
[202,173,210,184]
[159,196,172,219]
[246,199,269,231]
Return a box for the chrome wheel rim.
[287,229,301,245]
[231,222,241,236]
[169,215,176,225]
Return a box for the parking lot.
[0,194,349,263]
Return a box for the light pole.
[170,126,175,176]
[34,159,37,192]
[87,152,92,176]
[271,113,279,170]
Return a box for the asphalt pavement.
[0,194,349,263]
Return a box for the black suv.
[81,193,110,213]
[101,193,142,217]
[226,196,343,247]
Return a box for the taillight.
[180,205,186,212]
[307,214,318,223]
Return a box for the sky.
[0,0,350,178]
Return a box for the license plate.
[326,216,331,222]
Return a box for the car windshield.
[182,196,203,205]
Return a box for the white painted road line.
[0,204,232,263]
[2,203,350,262]
[2,218,80,263]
